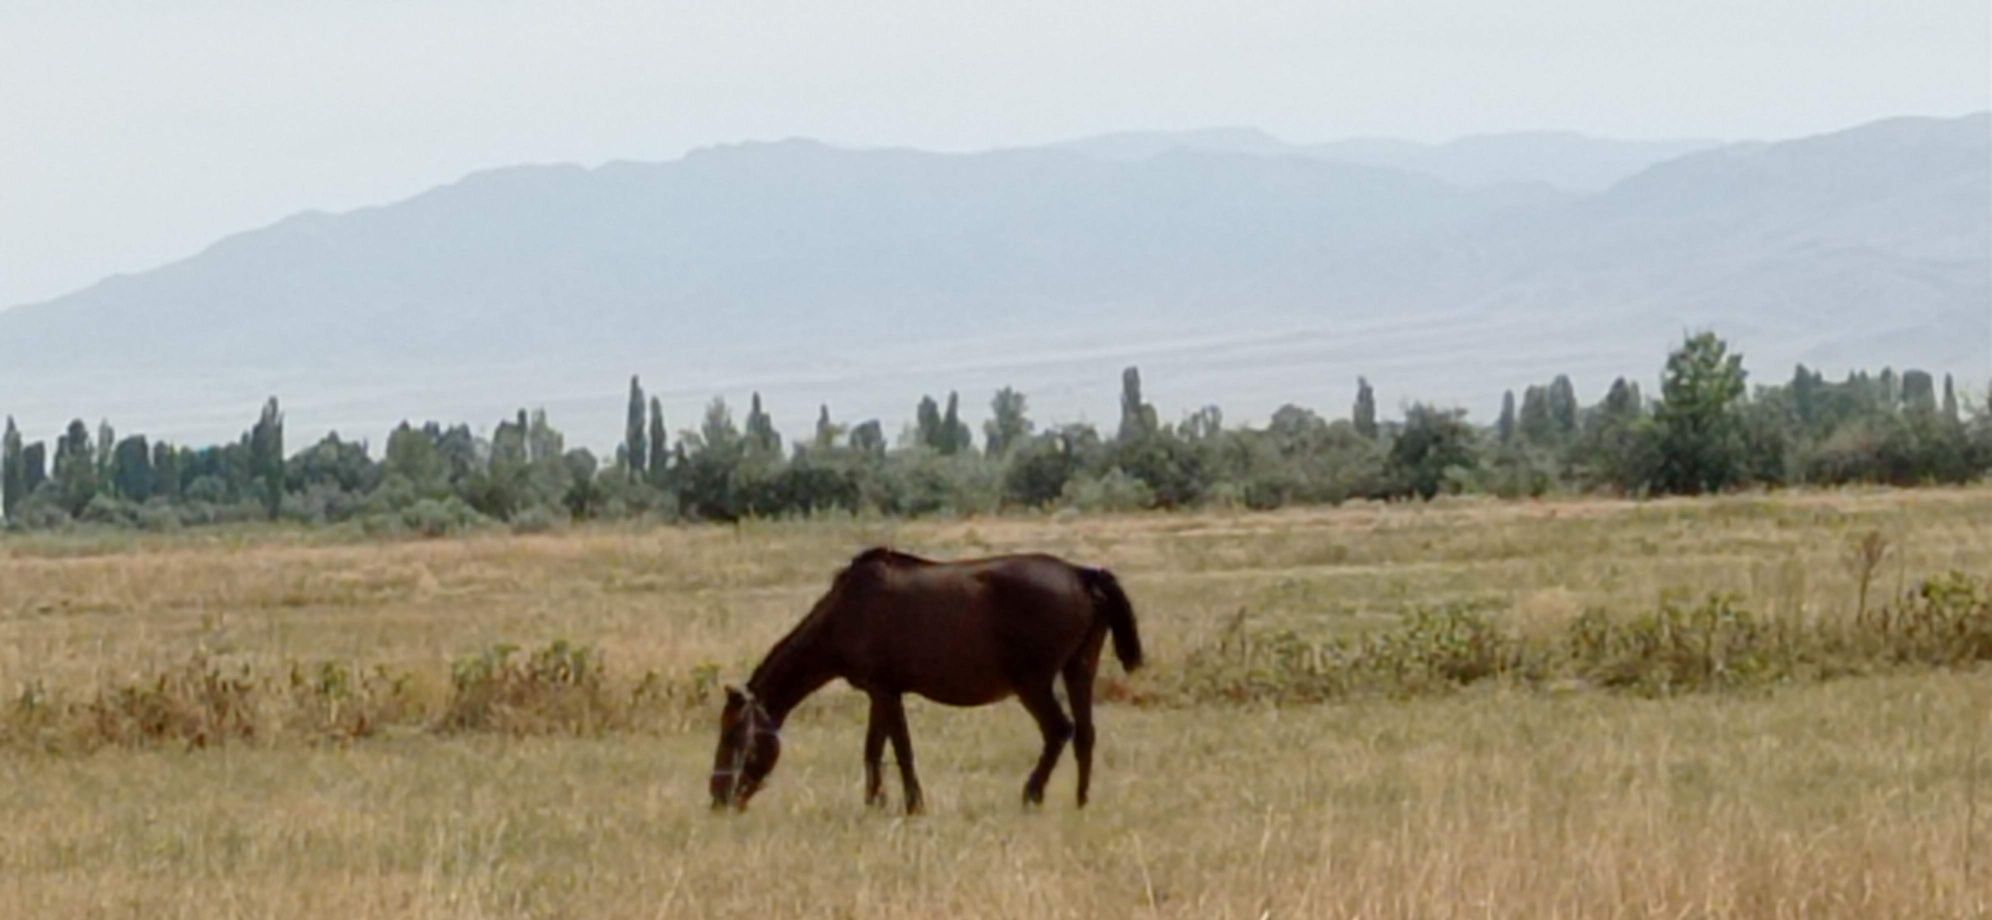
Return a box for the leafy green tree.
[1495,391,1516,445]
[1942,374,1959,422]
[1112,428,1208,508]
[849,420,886,457]
[561,448,601,519]
[984,387,1032,457]
[677,398,746,520]
[1387,404,1478,501]
[1901,370,1936,413]
[528,409,564,464]
[151,441,181,500]
[382,422,451,499]
[1180,405,1222,442]
[110,435,155,502]
[432,423,479,484]
[1650,332,1748,495]
[1577,376,1652,491]
[469,415,532,519]
[291,432,375,493]
[492,412,529,471]
[625,376,647,479]
[1001,430,1080,507]
[1353,377,1377,439]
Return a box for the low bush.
[1156,572,1992,704]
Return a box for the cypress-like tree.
[1118,367,1158,442]
[21,442,47,495]
[1353,377,1378,439]
[1517,385,1553,444]
[250,397,284,518]
[151,440,180,500]
[1,417,21,520]
[528,409,563,465]
[744,392,780,456]
[940,391,971,455]
[1901,370,1936,413]
[625,376,647,479]
[1495,391,1517,445]
[647,397,668,481]
[915,396,943,450]
[1942,374,1959,422]
[97,420,116,484]
[111,435,155,502]
[52,419,96,515]
[1600,377,1642,420]
[813,405,842,451]
[1547,375,1578,437]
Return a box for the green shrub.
[1158,574,1992,705]
[441,640,616,734]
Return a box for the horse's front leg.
[863,693,889,808]
[880,693,924,814]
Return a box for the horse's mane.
[748,547,932,691]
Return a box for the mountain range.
[0,113,1985,448]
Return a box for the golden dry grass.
[2,487,1989,917]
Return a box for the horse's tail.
[1083,567,1144,672]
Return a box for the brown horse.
[709,548,1143,813]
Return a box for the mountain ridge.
[0,112,1984,448]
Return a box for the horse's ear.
[724,684,744,704]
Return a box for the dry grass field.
[2,488,1989,917]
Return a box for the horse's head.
[709,685,781,810]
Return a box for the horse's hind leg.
[864,693,889,809]
[1016,680,1074,807]
[1062,657,1098,808]
[881,694,925,815]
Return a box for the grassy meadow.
[1,488,1989,917]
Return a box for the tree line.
[2,332,1987,533]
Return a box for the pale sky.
[3,0,1987,310]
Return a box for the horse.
[709,547,1144,814]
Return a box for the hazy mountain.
[0,113,1984,448]
[1055,127,1720,191]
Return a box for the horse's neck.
[748,623,838,725]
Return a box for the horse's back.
[834,550,1098,702]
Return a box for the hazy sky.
[3,1,1987,309]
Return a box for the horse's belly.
[913,682,1014,707]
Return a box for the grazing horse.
[709,548,1144,813]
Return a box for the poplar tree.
[1,417,21,520]
[647,397,668,481]
[625,376,647,479]
[1353,377,1378,439]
